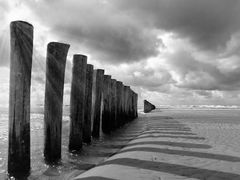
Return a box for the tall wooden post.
[69,55,87,151]
[92,69,104,138]
[126,86,131,122]
[120,84,125,125]
[83,64,94,144]
[8,21,33,177]
[129,89,133,120]
[44,42,70,163]
[120,83,125,126]
[91,70,97,131]
[116,81,123,128]
[130,89,135,120]
[132,91,135,118]
[102,75,111,134]
[133,92,138,118]
[123,86,128,124]
[110,79,117,130]
[131,89,135,119]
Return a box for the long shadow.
[75,176,116,180]
[100,140,210,149]
[147,121,182,124]
[146,125,188,128]
[126,141,211,149]
[146,116,174,120]
[100,158,240,180]
[140,131,196,135]
[146,128,192,131]
[136,135,205,140]
[119,147,240,162]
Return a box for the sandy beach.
[1,108,240,179]
[73,108,240,180]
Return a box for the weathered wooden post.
[91,70,97,131]
[116,81,123,128]
[69,55,87,151]
[132,91,135,118]
[134,92,138,118]
[120,84,125,125]
[126,86,131,122]
[131,89,135,120]
[144,100,156,113]
[102,75,112,134]
[120,83,125,126]
[83,64,94,144]
[110,79,117,130]
[44,42,70,163]
[123,86,128,123]
[8,21,33,177]
[92,69,104,138]
[129,89,133,120]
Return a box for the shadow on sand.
[126,141,212,149]
[100,158,240,180]
[136,134,206,140]
[119,147,240,162]
[140,131,197,135]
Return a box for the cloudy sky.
[1,0,240,107]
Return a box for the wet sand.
[0,111,146,179]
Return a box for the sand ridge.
[73,110,240,180]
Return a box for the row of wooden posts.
[8,20,138,177]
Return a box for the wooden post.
[91,70,97,132]
[92,69,104,138]
[83,64,94,144]
[44,42,70,164]
[116,81,123,128]
[110,79,117,130]
[126,86,131,122]
[131,89,135,120]
[123,86,128,124]
[102,75,111,134]
[8,21,33,177]
[129,89,133,120]
[120,84,125,126]
[131,90,136,119]
[69,55,87,151]
[133,92,138,118]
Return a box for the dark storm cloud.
[195,90,213,98]
[130,68,173,90]
[167,50,240,91]
[114,0,240,51]
[25,0,161,64]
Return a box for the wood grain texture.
[92,69,104,138]
[83,64,94,144]
[69,55,87,151]
[44,42,69,164]
[8,21,33,177]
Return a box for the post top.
[104,75,111,78]
[87,64,94,68]
[11,20,33,28]
[48,42,70,48]
[74,54,88,58]
[96,69,104,73]
[116,81,123,84]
